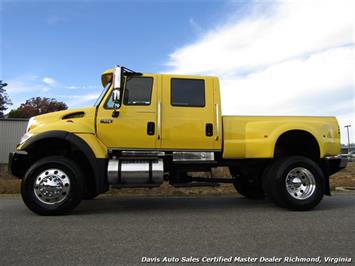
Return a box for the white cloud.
[189,18,203,34]
[167,0,354,75]
[42,77,57,86]
[6,76,45,108]
[41,87,51,93]
[220,46,353,115]
[65,86,81,90]
[63,93,100,107]
[7,76,57,101]
[5,75,100,110]
[165,0,355,143]
[64,85,99,90]
[7,80,38,95]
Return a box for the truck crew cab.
[9,66,347,215]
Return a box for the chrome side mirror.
[112,66,122,118]
[113,66,122,89]
[112,89,121,104]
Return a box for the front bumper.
[8,152,29,179]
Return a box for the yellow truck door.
[160,75,221,150]
[96,75,158,149]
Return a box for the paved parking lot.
[0,194,354,265]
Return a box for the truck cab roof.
[101,68,218,88]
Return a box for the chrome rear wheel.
[285,167,316,200]
[263,156,324,211]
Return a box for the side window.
[171,78,205,107]
[124,77,153,105]
[105,77,153,108]
[105,91,115,109]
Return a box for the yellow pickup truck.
[9,66,347,215]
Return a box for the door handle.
[205,123,213,137]
[147,122,155,135]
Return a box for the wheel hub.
[291,177,302,187]
[285,167,316,200]
[34,169,70,205]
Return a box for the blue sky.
[3,1,233,73]
[1,0,354,143]
[2,0,243,107]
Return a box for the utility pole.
[344,125,352,155]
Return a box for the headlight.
[19,133,32,145]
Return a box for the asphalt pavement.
[0,194,354,265]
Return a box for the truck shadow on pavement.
[72,195,355,215]
[74,196,271,215]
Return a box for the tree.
[8,97,68,118]
[0,80,12,118]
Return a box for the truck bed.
[222,115,340,159]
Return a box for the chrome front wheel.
[21,156,83,215]
[34,169,71,205]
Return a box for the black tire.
[21,156,83,215]
[263,156,324,211]
[233,178,265,199]
[261,163,275,202]
[82,190,99,200]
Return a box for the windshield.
[94,82,111,107]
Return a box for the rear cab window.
[171,78,205,107]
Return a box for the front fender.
[18,130,108,193]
